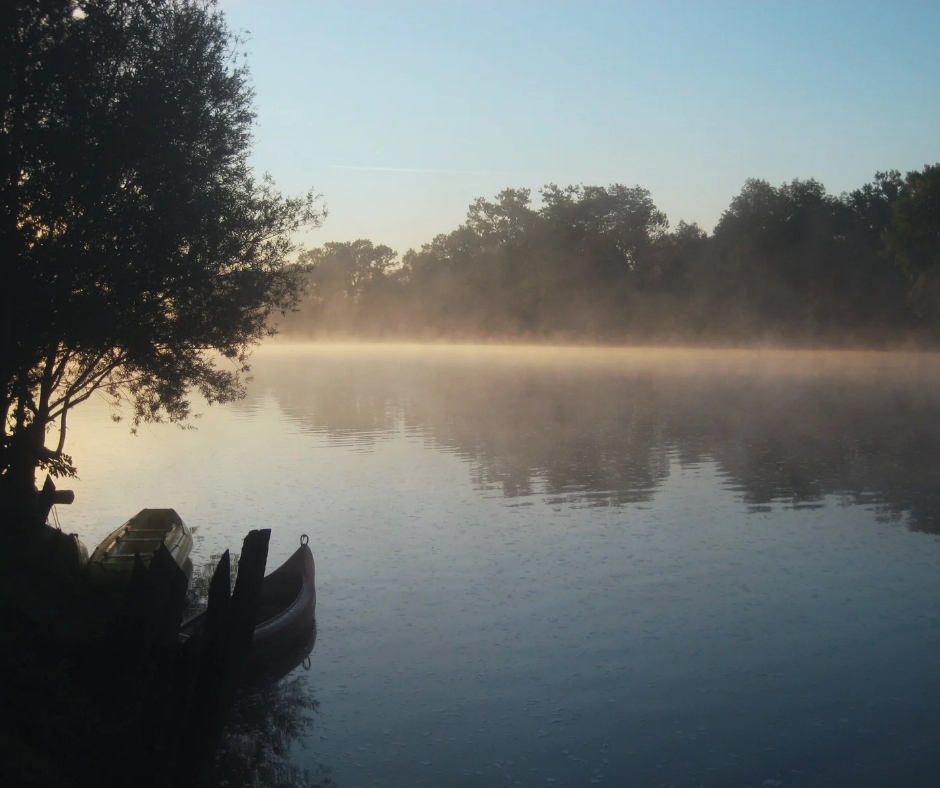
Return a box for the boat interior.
[108,529,176,557]
[256,573,302,625]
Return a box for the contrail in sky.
[330,164,513,176]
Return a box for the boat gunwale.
[87,508,192,569]
[179,542,316,641]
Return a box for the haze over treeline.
[281,164,940,345]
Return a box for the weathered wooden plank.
[51,489,75,505]
[174,531,271,786]
[116,545,186,670]
[186,548,232,716]
[175,549,234,786]
[113,552,152,670]
[225,528,271,684]
[151,544,189,650]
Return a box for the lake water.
[63,344,940,787]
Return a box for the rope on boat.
[300,534,308,546]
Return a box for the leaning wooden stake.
[174,548,231,785]
[174,529,270,787]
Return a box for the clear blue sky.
[220,0,939,256]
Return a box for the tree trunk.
[0,422,45,529]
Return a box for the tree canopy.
[282,165,937,345]
[297,241,398,331]
[0,0,322,512]
[885,165,940,319]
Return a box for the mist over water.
[250,344,940,531]
[65,344,940,786]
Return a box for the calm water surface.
[64,345,940,787]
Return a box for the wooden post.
[174,529,270,787]
[116,545,188,671]
[174,549,231,785]
[137,546,190,785]
[105,545,190,786]
[222,528,271,701]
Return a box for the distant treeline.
[280,165,940,344]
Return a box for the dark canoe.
[181,539,317,683]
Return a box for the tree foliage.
[294,241,398,332]
[0,0,322,506]
[885,165,940,320]
[708,177,911,332]
[283,166,937,344]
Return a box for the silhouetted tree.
[648,221,708,293]
[540,183,668,278]
[290,241,397,331]
[885,164,940,322]
[845,170,903,243]
[281,171,932,344]
[708,177,910,336]
[0,0,322,514]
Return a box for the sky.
[218,0,940,257]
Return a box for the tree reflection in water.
[247,346,940,533]
[209,676,334,788]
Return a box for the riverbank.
[0,526,129,786]
[0,519,321,788]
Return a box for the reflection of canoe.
[181,539,316,682]
[87,509,193,580]
[250,615,316,686]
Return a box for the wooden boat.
[180,536,316,683]
[87,508,193,581]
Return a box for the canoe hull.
[181,541,317,683]
[251,543,316,666]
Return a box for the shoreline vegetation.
[278,167,940,350]
[0,519,326,788]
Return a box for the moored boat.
[87,508,194,581]
[180,535,316,682]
